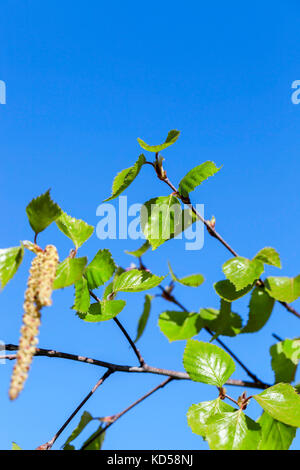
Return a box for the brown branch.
[155,170,300,320]
[89,290,145,366]
[81,377,173,450]
[37,369,114,450]
[3,343,268,390]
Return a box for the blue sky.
[0,0,300,450]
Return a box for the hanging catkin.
[9,245,59,400]
[37,245,59,307]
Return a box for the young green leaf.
[104,154,146,201]
[137,129,180,153]
[214,279,253,302]
[242,287,275,333]
[253,247,281,268]
[73,277,91,314]
[199,307,242,337]
[183,340,235,387]
[222,257,264,290]
[63,411,93,450]
[113,269,166,293]
[135,294,153,342]
[206,410,261,450]
[53,257,87,290]
[80,424,105,450]
[168,262,204,288]
[254,383,300,427]
[0,246,24,289]
[257,412,296,450]
[158,311,203,342]
[26,189,62,235]
[187,399,235,438]
[264,275,300,303]
[209,300,241,341]
[85,249,116,290]
[141,195,182,250]
[270,339,300,384]
[125,240,150,258]
[77,300,126,322]
[56,211,94,249]
[12,442,22,450]
[178,161,221,199]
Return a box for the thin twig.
[81,377,173,450]
[3,344,267,389]
[89,290,145,366]
[37,369,114,450]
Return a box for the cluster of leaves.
[3,130,300,450]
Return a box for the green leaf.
[222,257,264,290]
[254,383,300,427]
[63,411,93,450]
[113,269,166,293]
[77,300,126,322]
[73,277,91,314]
[0,246,24,289]
[209,300,240,341]
[141,195,182,250]
[12,442,22,450]
[81,425,105,450]
[26,189,62,235]
[168,262,204,287]
[53,257,87,290]
[187,399,235,438]
[214,280,253,302]
[159,311,203,342]
[206,410,261,450]
[135,294,153,342]
[270,339,300,383]
[103,281,114,300]
[257,412,296,450]
[85,249,116,290]
[178,161,221,198]
[125,240,150,258]
[104,154,146,201]
[56,211,94,249]
[199,307,242,337]
[183,340,235,387]
[264,275,300,303]
[137,129,180,153]
[242,287,275,333]
[253,247,281,268]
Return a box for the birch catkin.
[9,245,59,400]
[37,245,59,307]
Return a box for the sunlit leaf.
[104,154,146,201]
[56,211,94,249]
[137,130,180,153]
[26,189,62,235]
[254,383,300,427]
[77,300,126,322]
[199,307,242,337]
[222,257,264,290]
[85,249,116,290]
[168,261,204,287]
[257,412,296,450]
[265,275,300,303]
[159,311,203,342]
[187,399,235,438]
[183,340,235,386]
[0,246,24,289]
[113,269,166,293]
[125,241,150,258]
[270,339,300,383]
[73,277,90,314]
[178,161,221,198]
[53,257,87,290]
[253,247,281,268]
